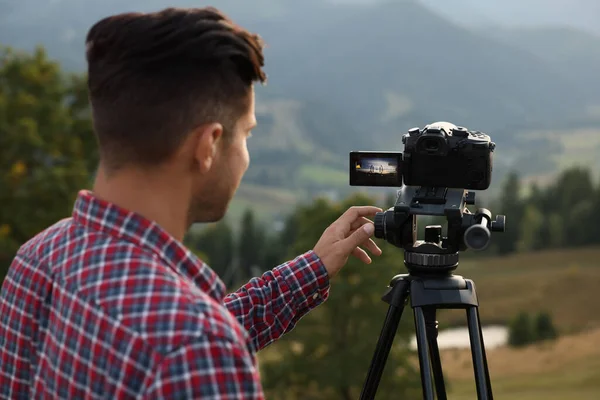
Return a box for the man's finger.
[340,206,382,225]
[347,225,382,256]
[337,206,382,236]
[364,238,382,256]
[352,247,372,264]
[341,221,375,254]
[350,216,374,231]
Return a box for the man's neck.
[92,164,190,242]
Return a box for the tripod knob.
[464,220,491,251]
[424,225,442,245]
[491,215,506,232]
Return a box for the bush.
[508,311,534,347]
[508,310,559,348]
[533,311,558,341]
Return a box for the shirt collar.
[72,190,226,301]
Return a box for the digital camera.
[349,122,495,190]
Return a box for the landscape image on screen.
[353,156,400,186]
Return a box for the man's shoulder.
[16,217,74,260]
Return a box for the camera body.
[350,122,495,190]
[402,122,495,190]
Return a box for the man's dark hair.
[85,7,266,172]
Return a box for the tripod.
[359,270,492,400]
[359,186,505,399]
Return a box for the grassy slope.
[441,246,600,398]
[412,247,600,399]
[297,164,347,187]
[519,128,600,187]
[442,328,600,399]
[225,183,298,225]
[442,246,600,333]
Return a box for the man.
[0,7,382,399]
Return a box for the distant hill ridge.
[2,0,599,215]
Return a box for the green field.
[405,247,600,399]
[521,128,600,186]
[442,246,600,333]
[225,183,299,225]
[297,164,348,187]
[443,327,600,399]
[441,246,600,398]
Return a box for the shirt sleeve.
[140,334,264,399]
[222,250,330,352]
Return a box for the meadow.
[413,246,600,399]
[445,246,600,333]
[443,327,600,399]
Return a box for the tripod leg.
[423,308,447,400]
[476,308,494,399]
[360,278,410,400]
[467,307,492,400]
[414,307,435,400]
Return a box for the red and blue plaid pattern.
[0,190,330,398]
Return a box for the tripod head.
[374,186,505,274]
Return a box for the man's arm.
[140,334,264,399]
[223,250,330,352]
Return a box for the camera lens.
[373,212,386,239]
[424,139,439,151]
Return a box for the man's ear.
[194,122,224,173]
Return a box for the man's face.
[188,89,256,224]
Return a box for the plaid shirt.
[0,190,330,399]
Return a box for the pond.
[409,325,508,350]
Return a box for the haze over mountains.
[2,0,599,219]
[419,0,600,35]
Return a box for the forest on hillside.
[2,44,599,287]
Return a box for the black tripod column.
[423,307,448,399]
[467,306,493,399]
[359,276,411,400]
[413,306,435,399]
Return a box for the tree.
[260,233,287,271]
[496,171,524,255]
[546,167,595,246]
[260,193,421,400]
[517,204,544,252]
[185,219,235,283]
[546,212,564,248]
[590,184,600,241]
[0,45,96,280]
[533,311,558,342]
[508,311,534,348]
[238,208,264,279]
[564,199,595,246]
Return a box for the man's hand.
[313,206,383,279]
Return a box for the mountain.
[418,0,600,36]
[1,0,600,221]
[259,1,599,139]
[481,26,600,111]
[3,1,598,134]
